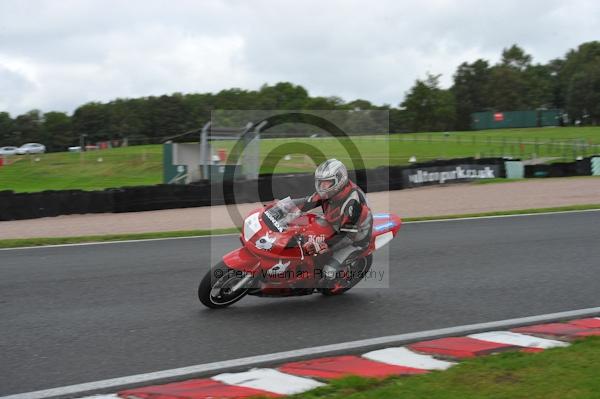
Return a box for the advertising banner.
[402,164,500,188]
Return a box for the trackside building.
[471,110,562,130]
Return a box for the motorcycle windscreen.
[263,197,302,233]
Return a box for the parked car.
[16,143,46,155]
[0,146,18,156]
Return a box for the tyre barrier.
[4,156,594,222]
[525,157,592,178]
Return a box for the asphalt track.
[1,211,600,396]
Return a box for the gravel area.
[1,177,599,239]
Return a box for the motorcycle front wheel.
[198,262,250,309]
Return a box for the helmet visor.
[317,178,336,191]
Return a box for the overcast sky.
[0,0,598,115]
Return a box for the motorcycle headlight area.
[243,212,262,241]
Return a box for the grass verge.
[402,203,600,222]
[0,228,239,249]
[1,204,599,249]
[285,337,600,399]
[475,175,600,185]
[1,127,599,193]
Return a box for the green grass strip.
[286,337,600,399]
[402,203,600,222]
[1,203,599,249]
[475,175,600,185]
[0,228,239,249]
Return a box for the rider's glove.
[303,241,329,256]
[317,241,329,254]
[303,241,317,256]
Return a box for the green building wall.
[471,109,562,130]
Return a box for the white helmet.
[314,158,348,199]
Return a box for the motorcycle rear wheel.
[319,254,373,296]
[198,262,249,309]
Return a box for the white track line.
[3,306,600,399]
[2,208,598,251]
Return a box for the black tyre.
[319,254,373,296]
[198,262,250,309]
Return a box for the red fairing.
[221,198,402,297]
[390,214,402,235]
[245,212,335,260]
[222,247,260,272]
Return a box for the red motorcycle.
[198,197,401,308]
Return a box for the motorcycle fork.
[230,263,261,293]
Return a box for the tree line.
[1,41,598,151]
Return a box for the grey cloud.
[0,0,598,114]
[0,64,35,113]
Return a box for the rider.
[294,159,373,288]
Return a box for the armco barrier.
[0,156,553,222]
